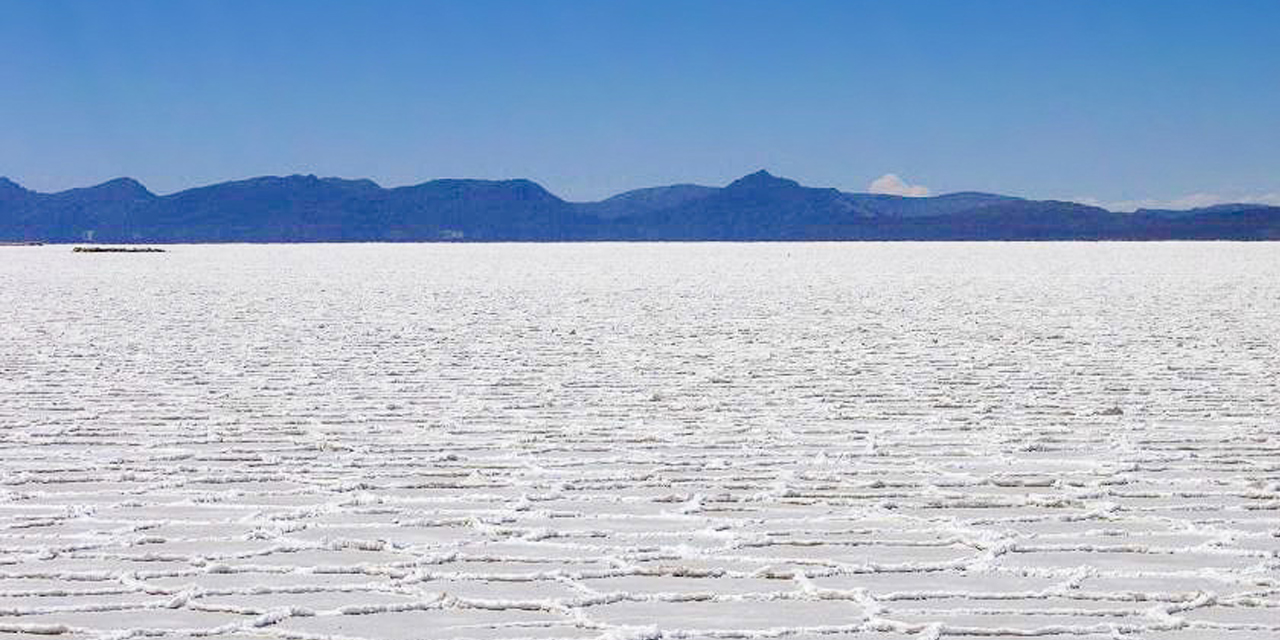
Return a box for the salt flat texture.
[0,242,1278,640]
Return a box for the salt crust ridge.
[0,243,1277,639]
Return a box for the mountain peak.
[322,176,382,190]
[54,177,156,201]
[94,177,154,198]
[726,170,801,191]
[0,177,32,201]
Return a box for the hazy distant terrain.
[2,243,1278,638]
[3,171,1279,242]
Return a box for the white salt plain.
[0,242,1277,640]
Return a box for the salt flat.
[0,242,1277,640]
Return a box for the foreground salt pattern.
[1,243,1278,640]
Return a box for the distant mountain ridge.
[573,184,718,220]
[2,170,1278,242]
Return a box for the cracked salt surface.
[1,242,1278,639]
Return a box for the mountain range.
[2,170,1278,242]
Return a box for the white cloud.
[1071,192,1280,212]
[868,173,930,197]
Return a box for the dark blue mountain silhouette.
[2,170,1278,242]
[573,184,717,220]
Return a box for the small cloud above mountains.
[868,173,930,197]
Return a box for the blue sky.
[2,0,1277,208]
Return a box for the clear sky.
[2,0,1277,208]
